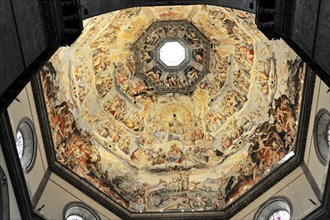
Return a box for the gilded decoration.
[39,5,306,213]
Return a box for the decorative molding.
[58,0,83,45]
[278,0,295,39]
[31,74,57,170]
[255,0,279,39]
[39,0,83,46]
[39,0,58,46]
[256,0,295,40]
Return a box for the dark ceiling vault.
[0,0,330,219]
[255,0,330,89]
[79,0,256,20]
[0,0,83,114]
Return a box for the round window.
[64,202,99,220]
[313,109,330,164]
[254,197,292,220]
[269,210,291,220]
[67,215,85,220]
[15,118,37,173]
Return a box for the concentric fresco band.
[37,5,307,214]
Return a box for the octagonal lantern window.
[159,41,186,67]
[133,20,211,95]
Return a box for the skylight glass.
[160,41,185,66]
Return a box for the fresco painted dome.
[38,5,306,218]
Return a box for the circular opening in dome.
[159,41,186,67]
[16,129,24,159]
[269,210,291,220]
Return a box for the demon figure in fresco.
[39,5,306,213]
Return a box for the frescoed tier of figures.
[39,5,305,213]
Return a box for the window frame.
[15,117,37,173]
[313,109,330,165]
